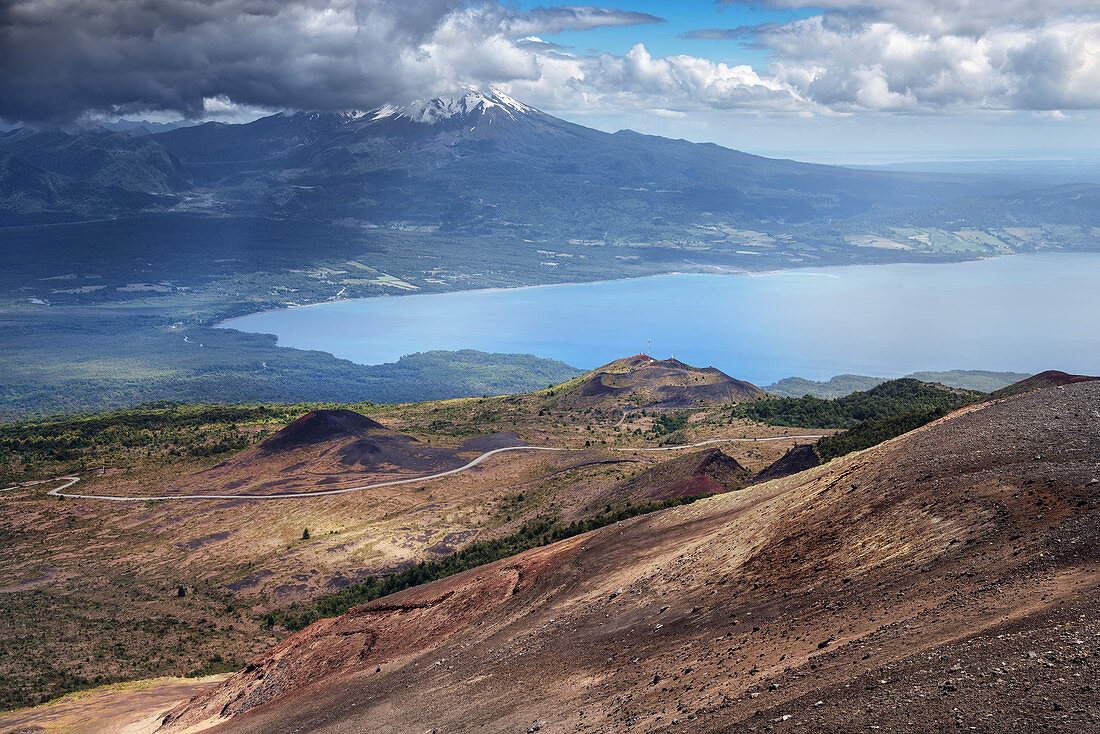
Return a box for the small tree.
[177,585,186,597]
[301,528,310,540]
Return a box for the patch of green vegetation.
[0,589,248,712]
[741,378,981,429]
[0,403,295,480]
[651,411,690,438]
[815,407,951,461]
[265,495,704,632]
[0,667,120,712]
[186,655,240,678]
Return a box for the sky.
[2,0,1099,162]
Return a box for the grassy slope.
[0,366,1013,710]
[0,373,815,709]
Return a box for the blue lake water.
[220,253,1100,383]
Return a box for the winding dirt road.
[1,436,822,502]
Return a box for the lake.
[220,253,1100,383]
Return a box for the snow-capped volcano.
[369,89,542,124]
[272,90,546,132]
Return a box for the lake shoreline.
[214,253,1100,383]
[216,252,1004,330]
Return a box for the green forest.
[814,407,953,461]
[741,378,981,429]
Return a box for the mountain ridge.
[2,89,1082,233]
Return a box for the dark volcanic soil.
[334,434,457,472]
[159,380,1100,733]
[753,443,821,484]
[336,431,528,472]
[256,409,387,454]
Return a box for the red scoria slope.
[160,381,1100,733]
[600,448,751,503]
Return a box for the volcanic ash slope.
[160,381,1100,733]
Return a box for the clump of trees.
[815,406,950,461]
[0,403,285,469]
[741,379,981,429]
[651,411,689,437]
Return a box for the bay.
[219,253,1100,384]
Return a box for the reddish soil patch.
[606,448,751,502]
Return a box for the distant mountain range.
[145,89,992,230]
[0,89,1094,232]
[1,90,1097,311]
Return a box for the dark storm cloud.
[3,0,1097,123]
[0,0,662,123]
[1,0,366,122]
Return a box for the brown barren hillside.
[159,380,1100,734]
[555,355,767,413]
[988,369,1100,399]
[0,391,819,717]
